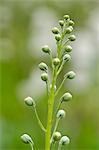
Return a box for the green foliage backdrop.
[0,0,99,149]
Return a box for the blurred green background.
[0,0,99,149]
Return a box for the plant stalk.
[33,107,46,132]
[50,118,60,144]
[45,69,57,150]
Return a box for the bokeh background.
[0,0,99,149]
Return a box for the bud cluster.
[21,14,77,150]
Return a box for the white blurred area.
[27,7,58,58]
[17,7,58,99]
[0,5,14,61]
[0,38,14,61]
[0,5,12,29]
[17,68,46,100]
[68,9,99,93]
[68,31,95,92]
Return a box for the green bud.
[61,92,72,102]
[64,15,70,20]
[57,109,65,119]
[68,35,76,41]
[66,71,76,79]
[53,132,61,141]
[53,58,60,66]
[59,20,64,27]
[24,97,36,107]
[41,72,48,81]
[69,20,74,26]
[55,34,61,41]
[65,26,73,34]
[39,62,48,72]
[64,45,72,52]
[63,54,71,62]
[52,27,59,34]
[69,26,73,30]
[21,134,33,144]
[42,45,50,54]
[59,136,70,145]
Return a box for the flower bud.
[65,26,73,34]
[55,34,61,41]
[64,45,72,52]
[21,134,33,144]
[42,45,50,54]
[59,136,70,145]
[24,97,36,107]
[57,109,65,119]
[68,35,76,41]
[61,92,72,102]
[52,27,59,34]
[69,26,73,30]
[64,15,70,20]
[39,62,48,72]
[63,54,71,62]
[53,58,60,66]
[69,20,74,26]
[41,72,48,81]
[53,132,61,141]
[66,71,76,79]
[59,20,64,27]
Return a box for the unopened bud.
[68,35,76,41]
[53,132,61,141]
[69,20,74,26]
[52,27,59,34]
[42,45,50,54]
[39,62,48,72]
[65,26,73,34]
[55,34,61,41]
[57,110,65,119]
[64,15,70,20]
[53,58,60,66]
[63,54,71,62]
[21,134,33,144]
[59,136,70,145]
[59,20,64,27]
[61,92,72,102]
[66,71,76,79]
[64,45,72,52]
[41,72,48,81]
[24,97,36,107]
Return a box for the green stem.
[49,52,54,69]
[45,69,57,150]
[57,20,69,58]
[63,39,69,47]
[50,118,60,144]
[58,143,62,150]
[55,101,62,115]
[55,76,67,97]
[30,142,34,150]
[57,42,61,58]
[57,35,64,58]
[46,80,50,96]
[57,61,64,76]
[33,107,46,132]
[45,19,69,149]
